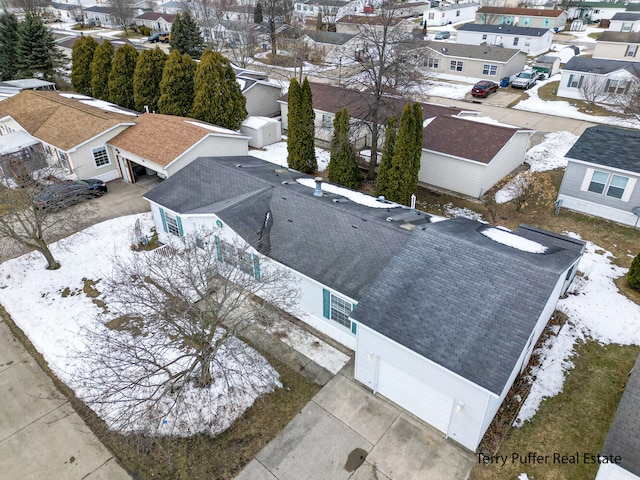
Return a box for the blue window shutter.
[351,322,357,334]
[567,74,573,87]
[214,235,222,261]
[322,289,330,319]
[176,216,183,236]
[159,208,168,233]
[252,254,261,280]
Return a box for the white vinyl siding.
[450,60,464,71]
[482,64,498,76]
[580,168,636,202]
[92,146,110,167]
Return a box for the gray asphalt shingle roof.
[144,156,421,300]
[600,353,640,476]
[350,218,584,395]
[457,23,550,36]
[427,43,522,62]
[563,56,640,76]
[565,125,640,174]
[611,12,640,21]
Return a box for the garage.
[377,360,453,435]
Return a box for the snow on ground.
[0,214,280,437]
[426,80,470,100]
[516,238,640,424]
[443,203,485,222]
[250,141,330,172]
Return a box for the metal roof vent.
[314,177,323,197]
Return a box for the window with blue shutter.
[176,216,183,236]
[252,254,261,280]
[159,208,168,233]
[351,322,357,335]
[322,289,330,319]
[214,235,223,261]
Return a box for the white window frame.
[513,37,519,46]
[568,74,583,88]
[607,79,629,95]
[626,44,638,57]
[581,168,636,202]
[164,212,181,236]
[92,146,110,168]
[449,60,463,71]
[330,293,352,328]
[482,63,498,76]
[427,56,439,69]
[321,114,332,127]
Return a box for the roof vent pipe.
[410,194,416,212]
[314,177,323,197]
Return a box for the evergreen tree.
[192,50,246,129]
[91,40,114,101]
[375,115,397,198]
[328,109,363,189]
[108,43,138,110]
[629,253,640,290]
[0,11,19,81]
[254,2,263,23]
[16,15,63,80]
[71,35,98,96]
[170,12,204,60]
[287,77,316,173]
[133,47,167,112]
[385,103,422,205]
[286,77,302,170]
[158,50,196,117]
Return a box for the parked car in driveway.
[471,80,499,98]
[148,32,170,43]
[511,69,538,89]
[434,31,450,40]
[35,179,107,210]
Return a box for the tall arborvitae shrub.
[327,108,363,189]
[375,115,397,198]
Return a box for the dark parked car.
[471,80,499,98]
[35,179,107,210]
[434,31,450,40]
[148,32,170,43]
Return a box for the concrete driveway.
[236,371,475,480]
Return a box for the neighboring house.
[595,353,640,480]
[420,115,533,198]
[389,1,430,18]
[475,7,567,30]
[298,30,359,64]
[143,155,584,452]
[237,77,282,117]
[456,24,553,56]
[335,14,414,36]
[557,125,640,227]
[0,79,56,102]
[422,2,479,27]
[609,12,640,32]
[135,12,176,32]
[424,43,526,82]
[293,0,348,23]
[48,2,83,23]
[107,113,249,183]
[0,91,137,182]
[278,81,474,149]
[532,54,561,77]
[557,57,640,102]
[84,6,118,27]
[593,31,640,60]
[567,2,627,23]
[156,0,182,15]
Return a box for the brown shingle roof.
[336,15,408,25]
[136,11,176,22]
[598,31,640,43]
[108,113,244,167]
[477,7,565,17]
[0,90,136,151]
[280,82,464,123]
[424,116,519,163]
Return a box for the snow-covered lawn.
[250,140,331,172]
[0,214,345,437]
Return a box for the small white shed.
[241,116,282,148]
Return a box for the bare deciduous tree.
[262,0,293,55]
[506,170,556,212]
[612,77,640,122]
[182,0,229,51]
[578,74,611,106]
[0,148,94,268]
[109,0,135,36]
[13,0,50,18]
[76,229,298,436]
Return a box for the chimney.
[314,177,323,197]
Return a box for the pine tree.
[254,2,263,24]
[375,115,397,198]
[286,77,302,170]
[133,47,167,113]
[71,35,98,95]
[628,253,640,290]
[16,15,63,80]
[158,50,196,117]
[108,43,138,110]
[328,109,363,189]
[170,12,204,60]
[91,40,114,101]
[386,103,422,205]
[0,12,19,81]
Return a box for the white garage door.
[377,360,453,435]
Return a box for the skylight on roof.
[481,227,548,253]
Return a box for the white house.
[474,7,567,30]
[557,57,640,102]
[456,23,553,56]
[107,113,250,183]
[237,77,282,117]
[593,31,640,60]
[609,12,640,32]
[567,2,628,23]
[135,12,176,32]
[557,125,640,228]
[0,91,137,182]
[84,6,118,27]
[143,155,585,451]
[422,2,479,27]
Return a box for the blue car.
[35,179,107,210]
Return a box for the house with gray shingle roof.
[424,43,526,82]
[596,352,640,480]
[594,31,640,61]
[456,23,553,56]
[610,12,640,33]
[143,155,584,451]
[298,30,359,64]
[557,125,640,227]
[557,57,640,102]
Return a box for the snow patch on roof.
[59,93,92,100]
[481,227,548,253]
[184,120,238,134]
[296,177,402,209]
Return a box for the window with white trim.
[622,23,632,32]
[588,170,608,194]
[218,238,257,276]
[626,44,638,57]
[568,74,583,88]
[58,150,69,170]
[607,175,629,199]
[92,146,110,167]
[165,212,181,236]
[449,60,463,71]
[524,38,531,48]
[330,293,352,328]
[321,114,332,127]
[513,37,519,46]
[482,64,498,76]
[586,170,633,200]
[482,34,487,40]
[607,79,629,94]
[426,56,439,68]
[428,12,434,19]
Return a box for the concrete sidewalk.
[0,319,131,480]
